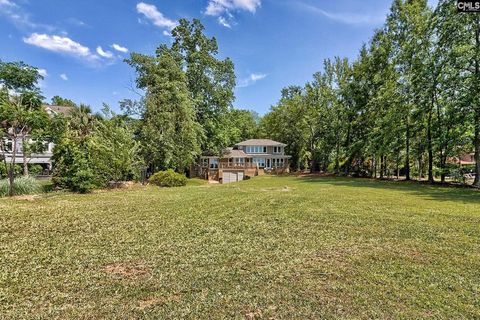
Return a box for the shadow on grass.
[297,175,480,204]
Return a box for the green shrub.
[71,169,97,194]
[149,170,187,187]
[52,138,98,194]
[0,163,22,179]
[29,164,44,176]
[0,176,41,197]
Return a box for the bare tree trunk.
[405,116,411,181]
[396,153,400,179]
[418,158,423,182]
[8,136,18,196]
[473,17,480,188]
[371,156,375,178]
[380,155,384,179]
[474,115,480,187]
[440,154,446,183]
[22,137,29,176]
[335,141,340,174]
[1,140,12,195]
[385,156,389,178]
[427,109,434,184]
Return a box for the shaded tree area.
[261,0,478,186]
[0,60,50,195]
[51,104,141,193]
[1,19,260,194]
[126,18,259,171]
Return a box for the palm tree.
[69,104,98,137]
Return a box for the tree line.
[259,0,480,187]
[2,1,479,194]
[0,19,259,194]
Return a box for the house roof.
[235,139,286,147]
[42,105,74,117]
[222,149,252,158]
[447,153,476,165]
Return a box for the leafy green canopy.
[127,18,256,172]
[261,0,479,186]
[52,106,141,193]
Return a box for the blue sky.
[0,0,437,114]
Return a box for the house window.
[253,158,266,167]
[273,146,282,154]
[209,159,218,169]
[234,158,244,164]
[3,140,13,152]
[271,158,285,168]
[247,146,266,154]
[202,158,209,167]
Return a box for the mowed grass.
[1,176,479,319]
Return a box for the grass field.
[1,176,479,319]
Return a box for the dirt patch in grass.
[244,308,263,319]
[12,195,40,201]
[243,305,278,320]
[313,246,360,264]
[136,295,181,310]
[104,261,151,278]
[260,186,295,192]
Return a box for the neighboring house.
[1,104,73,172]
[448,153,476,166]
[43,105,74,118]
[192,139,291,184]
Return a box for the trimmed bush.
[149,170,187,187]
[0,176,41,197]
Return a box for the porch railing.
[219,163,258,169]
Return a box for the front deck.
[191,160,289,183]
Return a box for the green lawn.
[1,176,479,319]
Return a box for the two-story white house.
[1,105,73,173]
[193,139,291,184]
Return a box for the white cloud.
[295,3,386,25]
[23,33,99,61]
[96,46,113,58]
[67,17,86,27]
[60,74,68,81]
[0,0,56,32]
[251,73,266,81]
[206,0,261,16]
[162,30,171,37]
[136,2,177,30]
[218,16,231,28]
[37,68,48,77]
[112,43,128,53]
[0,0,14,7]
[238,73,267,88]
